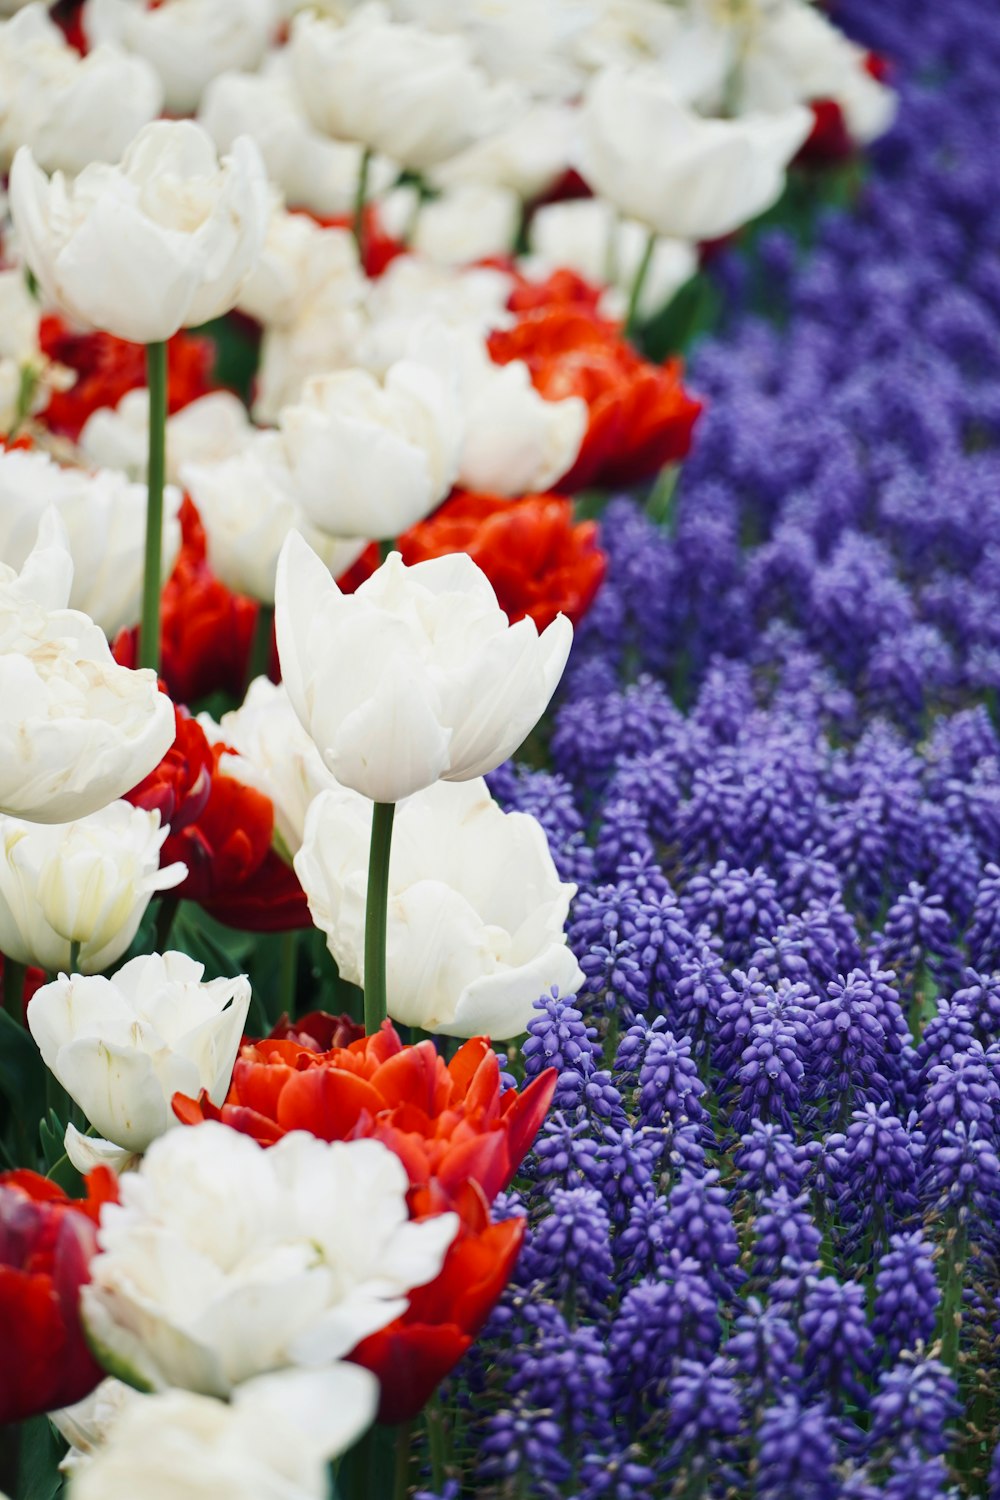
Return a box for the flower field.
[1,0,999,1496]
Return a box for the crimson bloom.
[488,306,702,490]
[0,1169,117,1423]
[400,490,606,630]
[39,317,215,442]
[126,701,310,932]
[174,1020,555,1420]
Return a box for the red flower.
[126,701,310,932]
[507,267,606,318]
[0,1169,118,1423]
[488,307,702,490]
[39,318,215,441]
[798,99,854,165]
[174,1021,553,1421]
[400,490,606,630]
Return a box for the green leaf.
[14,1416,64,1500]
[0,1006,44,1114]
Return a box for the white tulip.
[28,951,251,1153]
[0,515,175,823]
[83,0,277,116]
[66,1367,378,1500]
[408,184,521,268]
[290,3,513,171]
[431,101,577,201]
[82,1122,458,1396]
[182,431,367,606]
[276,535,572,803]
[391,0,590,101]
[574,0,686,71]
[298,778,582,1038]
[199,62,397,218]
[10,120,270,345]
[0,802,185,973]
[526,198,698,323]
[405,321,585,496]
[0,5,162,175]
[279,364,462,539]
[360,254,514,375]
[237,205,361,328]
[0,445,181,637]
[206,677,336,858]
[578,65,812,241]
[80,389,253,485]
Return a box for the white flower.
[298,778,582,1039]
[430,101,577,201]
[276,536,572,803]
[407,184,521,268]
[65,1367,378,1500]
[578,64,812,241]
[82,1122,458,1396]
[10,119,270,345]
[83,0,277,116]
[405,321,585,496]
[237,204,361,328]
[391,0,590,101]
[27,951,251,1153]
[0,445,181,637]
[206,677,336,858]
[574,0,686,71]
[279,364,462,539]
[0,802,185,973]
[290,3,513,171]
[182,431,367,606]
[526,198,698,323]
[359,254,514,375]
[199,61,396,218]
[0,514,175,824]
[0,5,162,175]
[80,389,253,486]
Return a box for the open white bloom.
[360,254,514,374]
[431,101,577,201]
[80,389,252,486]
[279,364,462,540]
[405,321,585,496]
[574,0,685,71]
[0,802,184,973]
[207,678,335,857]
[83,0,277,116]
[0,445,181,637]
[82,1122,458,1396]
[276,536,572,803]
[199,62,396,218]
[0,5,162,175]
[10,120,270,345]
[66,1367,377,1500]
[298,778,582,1038]
[28,952,251,1153]
[237,205,361,328]
[392,0,590,101]
[290,3,513,171]
[183,431,367,605]
[578,65,812,241]
[526,198,698,323]
[407,184,521,268]
[0,515,175,823]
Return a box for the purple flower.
[871,1233,941,1361]
[800,1276,875,1408]
[609,1258,720,1423]
[869,1359,960,1458]
[755,1398,839,1500]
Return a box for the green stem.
[393,1420,413,1500]
[68,940,81,974]
[140,339,168,673]
[353,147,372,268]
[278,930,298,1021]
[155,894,180,954]
[426,1403,446,1492]
[378,538,394,564]
[3,958,25,1023]
[624,228,656,341]
[246,602,274,691]
[364,803,395,1035]
[939,1217,968,1376]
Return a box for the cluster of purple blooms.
[429,0,1000,1495]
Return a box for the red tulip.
[488,306,702,490]
[0,1169,118,1423]
[39,318,215,442]
[506,267,606,318]
[400,490,606,631]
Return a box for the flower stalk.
[353,146,372,268]
[139,339,168,673]
[363,801,396,1034]
[624,228,656,341]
